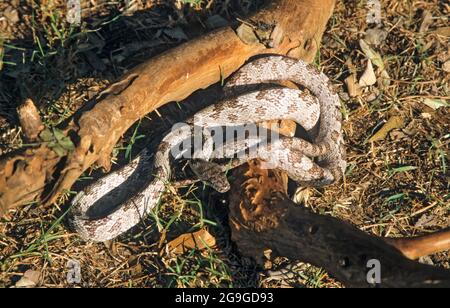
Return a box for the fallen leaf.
[269,24,284,48]
[359,60,377,87]
[433,27,450,37]
[419,10,433,33]
[364,28,388,46]
[368,116,405,143]
[236,23,259,45]
[359,39,385,70]
[403,119,419,136]
[437,46,450,63]
[377,68,391,88]
[123,0,138,16]
[39,128,75,157]
[422,98,449,110]
[54,129,74,150]
[415,214,440,228]
[419,40,433,54]
[345,74,363,97]
[366,92,378,103]
[166,229,216,255]
[389,166,418,176]
[389,130,407,141]
[14,270,41,288]
[293,187,312,205]
[345,57,357,73]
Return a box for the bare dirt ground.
[0,0,448,288]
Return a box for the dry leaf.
[269,25,284,48]
[434,27,450,37]
[364,28,388,46]
[345,74,363,97]
[359,60,377,87]
[359,39,385,70]
[345,57,357,73]
[293,187,312,205]
[437,47,450,63]
[368,116,405,143]
[377,68,391,88]
[123,0,138,16]
[419,40,434,53]
[415,214,440,228]
[14,270,41,288]
[390,130,407,141]
[423,98,449,110]
[166,229,216,254]
[419,10,433,33]
[236,23,259,45]
[403,119,419,136]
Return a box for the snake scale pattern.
[69,56,346,242]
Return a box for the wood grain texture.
[228,168,450,288]
[0,0,336,212]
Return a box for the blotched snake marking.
[69,56,346,242]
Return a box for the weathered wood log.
[228,164,450,288]
[0,0,336,214]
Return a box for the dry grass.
[0,0,449,288]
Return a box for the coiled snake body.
[69,56,346,242]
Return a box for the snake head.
[188,159,231,193]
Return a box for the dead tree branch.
[0,0,336,213]
[228,164,450,288]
